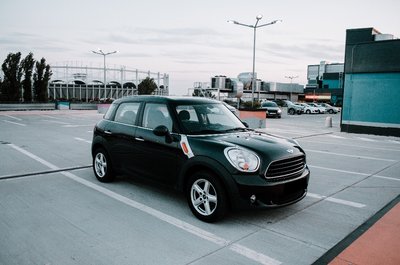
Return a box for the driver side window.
[142,103,173,131]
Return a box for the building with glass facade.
[305,61,344,106]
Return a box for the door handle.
[135,137,145,142]
[104,130,112,135]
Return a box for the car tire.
[93,148,115,182]
[186,171,228,222]
[328,109,334,114]
[306,110,311,114]
[288,108,295,115]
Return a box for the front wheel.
[187,171,228,222]
[288,108,295,115]
[93,148,114,182]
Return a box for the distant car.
[272,99,286,107]
[260,101,282,118]
[285,100,304,115]
[308,103,326,114]
[319,103,340,114]
[222,101,239,116]
[92,96,310,222]
[296,103,319,114]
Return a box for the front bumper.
[229,167,310,209]
[266,111,281,118]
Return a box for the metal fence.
[48,63,169,101]
[48,84,168,102]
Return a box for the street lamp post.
[285,75,299,101]
[92,49,117,98]
[228,15,281,106]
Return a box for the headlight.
[290,139,300,146]
[224,147,260,172]
[277,109,282,113]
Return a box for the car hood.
[189,131,303,162]
[262,106,280,111]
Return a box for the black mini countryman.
[92,96,310,222]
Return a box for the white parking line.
[304,149,397,162]
[299,139,400,152]
[7,143,281,265]
[328,135,346,139]
[356,137,376,142]
[373,175,400,182]
[3,120,26,126]
[307,193,366,208]
[3,115,22,121]
[309,165,400,182]
[40,114,62,120]
[74,137,92,144]
[42,119,70,125]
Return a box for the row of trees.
[0,52,52,103]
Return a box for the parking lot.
[0,109,399,265]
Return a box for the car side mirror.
[153,125,174,144]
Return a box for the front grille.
[265,154,306,181]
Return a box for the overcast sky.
[1,0,399,95]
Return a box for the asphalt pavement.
[0,109,399,265]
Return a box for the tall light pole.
[285,75,298,101]
[228,15,281,106]
[92,49,117,98]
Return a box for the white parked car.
[308,103,326,114]
[319,103,340,114]
[295,103,319,114]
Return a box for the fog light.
[250,195,256,203]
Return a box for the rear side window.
[104,104,117,120]
[114,102,141,125]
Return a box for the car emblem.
[287,149,294,154]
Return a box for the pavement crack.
[0,165,92,180]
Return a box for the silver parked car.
[319,103,340,114]
[295,103,319,114]
[308,103,326,114]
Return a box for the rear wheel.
[288,108,295,115]
[93,148,114,182]
[187,171,228,222]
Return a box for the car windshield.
[176,103,246,135]
[262,102,278,107]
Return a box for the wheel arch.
[178,157,238,209]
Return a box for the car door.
[132,102,180,185]
[105,102,141,174]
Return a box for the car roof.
[113,95,219,105]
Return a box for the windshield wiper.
[223,127,253,133]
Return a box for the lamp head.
[256,14,263,20]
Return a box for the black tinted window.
[114,102,140,125]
